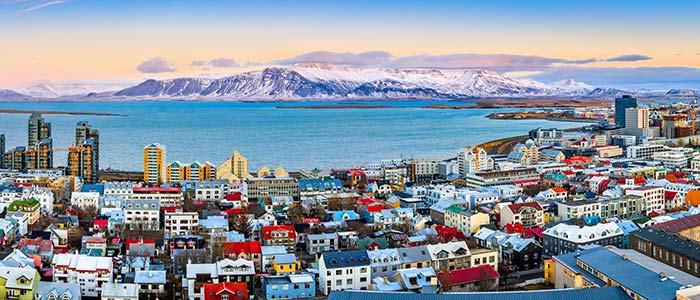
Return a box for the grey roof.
[134,270,166,284]
[633,227,700,261]
[607,248,700,286]
[102,283,139,298]
[35,282,81,300]
[397,246,431,264]
[328,288,631,300]
[273,253,297,264]
[577,247,683,300]
[322,250,370,268]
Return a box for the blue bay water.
[0,101,586,172]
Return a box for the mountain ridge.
[2,65,699,101]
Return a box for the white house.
[319,250,371,295]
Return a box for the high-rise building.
[661,114,688,139]
[27,113,51,149]
[3,146,25,170]
[166,161,217,182]
[623,107,652,137]
[216,150,250,181]
[68,138,97,183]
[457,146,494,176]
[144,143,166,185]
[614,95,637,126]
[0,134,4,169]
[26,138,53,170]
[75,121,100,171]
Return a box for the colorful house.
[262,274,315,299]
[202,282,248,300]
[0,266,40,300]
[271,253,301,275]
[7,199,41,225]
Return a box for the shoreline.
[0,109,124,117]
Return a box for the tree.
[68,227,85,250]
[229,214,251,236]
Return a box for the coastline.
[0,109,124,116]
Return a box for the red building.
[222,241,263,272]
[203,282,248,300]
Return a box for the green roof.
[445,205,466,214]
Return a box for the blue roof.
[81,184,104,194]
[552,247,606,287]
[331,210,360,222]
[328,287,631,300]
[577,247,682,300]
[299,178,342,191]
[616,220,639,235]
[322,250,370,268]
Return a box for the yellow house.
[543,211,555,225]
[271,254,301,275]
[0,266,40,300]
[544,258,555,285]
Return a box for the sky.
[2,0,700,90]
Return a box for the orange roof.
[551,187,567,193]
[686,190,700,207]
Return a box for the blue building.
[614,95,637,126]
[616,220,640,248]
[263,273,316,299]
[331,210,360,222]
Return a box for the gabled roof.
[322,250,370,268]
[633,228,700,261]
[437,264,499,285]
[222,241,262,255]
[261,225,296,240]
[652,214,700,233]
[506,201,542,213]
[328,287,631,300]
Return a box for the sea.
[0,100,589,172]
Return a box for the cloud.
[208,58,238,68]
[531,66,700,89]
[137,57,177,73]
[605,54,652,62]
[23,0,64,12]
[271,50,599,72]
[190,57,239,68]
[273,51,393,67]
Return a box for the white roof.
[51,253,112,272]
[544,223,623,243]
[425,241,470,259]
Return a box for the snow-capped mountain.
[21,81,136,98]
[3,65,698,101]
[0,89,33,101]
[110,65,602,100]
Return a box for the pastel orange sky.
[1,1,700,89]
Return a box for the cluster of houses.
[2,121,700,300]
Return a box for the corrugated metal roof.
[328,287,631,300]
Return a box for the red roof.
[93,219,108,228]
[133,186,180,193]
[303,218,321,224]
[652,214,700,233]
[365,203,386,213]
[665,191,678,201]
[261,225,296,240]
[504,223,525,234]
[203,282,248,300]
[86,237,106,244]
[161,205,181,213]
[225,193,243,201]
[512,179,538,186]
[507,202,543,213]
[125,238,155,250]
[222,241,262,255]
[524,227,544,239]
[438,265,499,285]
[551,187,567,194]
[357,198,377,205]
[562,170,575,176]
[348,169,366,177]
[434,225,466,242]
[223,208,243,216]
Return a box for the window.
[222,295,229,300]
